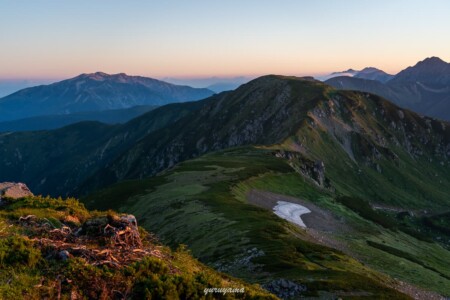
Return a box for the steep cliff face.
[273,150,329,188]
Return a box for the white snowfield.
[273,201,311,228]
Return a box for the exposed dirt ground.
[246,189,351,254]
[246,189,349,234]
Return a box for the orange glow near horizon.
[1,1,449,81]
[1,53,446,81]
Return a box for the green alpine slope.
[83,146,449,299]
[82,77,449,298]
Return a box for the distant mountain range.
[324,57,450,120]
[0,105,156,132]
[3,56,448,128]
[163,76,251,93]
[0,79,56,98]
[0,72,214,122]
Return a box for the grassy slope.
[0,195,275,299]
[237,170,450,296]
[84,147,415,299]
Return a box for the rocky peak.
[329,69,358,76]
[391,56,450,85]
[419,56,446,66]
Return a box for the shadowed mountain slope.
[0,100,206,196]
[0,105,157,132]
[326,57,450,120]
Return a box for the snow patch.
[273,201,311,228]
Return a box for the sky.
[1,0,449,81]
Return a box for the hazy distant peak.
[0,73,214,122]
[406,56,448,70]
[359,67,381,72]
[330,69,359,76]
[77,72,131,81]
[419,56,446,64]
[319,67,393,83]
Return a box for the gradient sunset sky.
[1,0,449,80]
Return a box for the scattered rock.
[58,250,70,261]
[273,150,331,189]
[27,213,152,269]
[63,215,81,226]
[120,214,138,228]
[19,215,38,223]
[263,278,307,299]
[214,247,265,273]
[82,217,109,235]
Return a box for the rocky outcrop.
[213,247,265,274]
[263,279,307,299]
[274,150,330,188]
[0,182,33,200]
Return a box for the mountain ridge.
[1,75,448,199]
[79,74,450,195]
[390,56,450,85]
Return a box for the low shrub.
[0,236,42,268]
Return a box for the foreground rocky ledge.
[0,182,33,200]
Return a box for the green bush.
[0,236,42,268]
[131,257,207,299]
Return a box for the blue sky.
[1,0,449,79]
